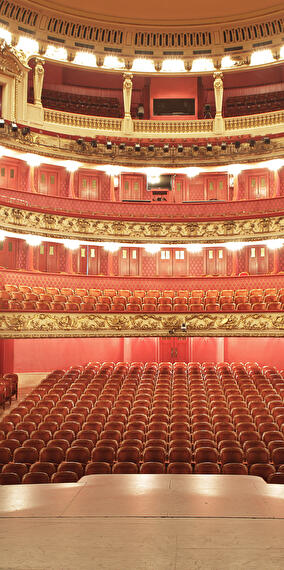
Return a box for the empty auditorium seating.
[28,87,122,118]
[225,90,284,117]
[0,361,284,484]
[1,285,284,314]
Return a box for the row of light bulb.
[0,230,282,252]
[0,29,283,72]
[0,147,283,178]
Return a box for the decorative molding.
[0,311,283,338]
[1,203,284,243]
[0,40,29,78]
[0,124,282,167]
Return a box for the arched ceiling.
[27,0,283,26]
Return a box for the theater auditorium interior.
[0,0,284,568]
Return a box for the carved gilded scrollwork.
[0,40,29,77]
[0,312,283,338]
[1,204,284,243]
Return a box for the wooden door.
[174,177,185,203]
[158,249,172,276]
[206,176,227,200]
[0,238,17,269]
[119,247,140,276]
[122,176,142,200]
[38,243,59,272]
[248,245,268,274]
[88,246,99,275]
[0,164,18,190]
[38,169,58,195]
[78,173,99,200]
[206,248,226,275]
[79,246,87,274]
[173,249,187,276]
[159,338,189,362]
[248,173,268,199]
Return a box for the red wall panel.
[2,336,284,374]
[150,77,198,120]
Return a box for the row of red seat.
[225,90,284,117]
[3,284,282,299]
[0,299,283,312]
[0,361,284,483]
[1,285,283,313]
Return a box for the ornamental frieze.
[1,204,284,243]
[0,312,284,338]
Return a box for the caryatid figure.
[33,58,45,106]
[123,73,133,118]
[213,72,224,118]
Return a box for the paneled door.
[248,245,268,274]
[119,247,140,276]
[205,248,227,275]
[159,337,189,362]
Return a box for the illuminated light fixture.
[163,144,169,153]
[225,242,244,252]
[132,58,155,72]
[264,136,270,145]
[185,244,202,253]
[148,144,155,152]
[267,159,283,171]
[91,139,97,148]
[161,59,186,73]
[45,45,67,61]
[119,142,126,150]
[0,27,11,44]
[227,164,243,176]
[63,240,80,250]
[106,141,112,150]
[191,58,215,72]
[73,51,97,67]
[221,55,236,69]
[24,153,42,167]
[135,143,141,152]
[192,144,199,152]
[103,55,125,69]
[144,244,161,254]
[0,118,5,128]
[280,45,284,59]
[186,167,200,178]
[103,242,120,253]
[207,143,212,152]
[25,235,42,246]
[250,49,274,66]
[148,174,160,185]
[64,160,81,173]
[177,145,183,153]
[76,138,85,148]
[105,165,122,177]
[16,36,39,55]
[221,142,227,151]
[11,122,18,132]
[265,239,283,250]
[249,139,256,148]
[0,230,6,240]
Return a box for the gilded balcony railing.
[224,110,284,131]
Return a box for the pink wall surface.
[150,77,198,120]
[1,336,284,374]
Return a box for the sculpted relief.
[0,312,283,338]
[0,204,284,243]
